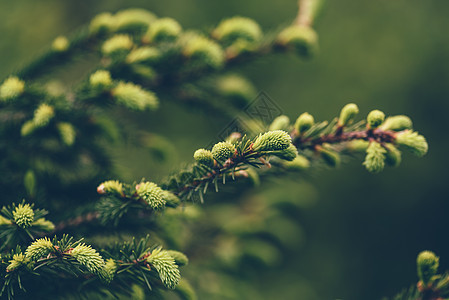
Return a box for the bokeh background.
[1,0,449,299]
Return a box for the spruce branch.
[1,234,187,299]
[285,104,428,172]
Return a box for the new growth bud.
[194,149,215,167]
[216,75,256,108]
[25,238,54,261]
[89,12,116,35]
[97,180,123,196]
[384,144,401,167]
[90,70,113,90]
[24,169,36,198]
[183,34,225,69]
[367,110,385,129]
[346,140,370,153]
[136,182,166,210]
[417,250,439,286]
[284,155,310,171]
[165,250,189,266]
[276,26,319,57]
[295,113,314,134]
[13,203,34,228]
[147,248,181,289]
[380,115,413,131]
[363,142,386,173]
[126,47,161,65]
[211,142,236,162]
[0,76,25,101]
[100,259,117,283]
[272,144,298,161]
[395,130,428,157]
[115,8,156,33]
[102,34,134,56]
[213,17,262,44]
[145,18,182,43]
[338,103,359,127]
[70,243,105,274]
[34,103,55,127]
[112,82,159,111]
[21,102,55,137]
[318,146,340,167]
[269,115,290,131]
[7,253,29,272]
[252,130,292,152]
[51,36,69,52]
[57,122,76,146]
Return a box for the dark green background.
[1,1,449,299]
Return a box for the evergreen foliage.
[0,0,435,299]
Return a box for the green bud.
[25,238,54,261]
[211,141,236,162]
[13,203,34,228]
[183,34,225,69]
[145,18,182,42]
[395,130,428,157]
[363,142,386,173]
[0,76,25,101]
[417,251,439,285]
[269,115,290,131]
[194,149,215,167]
[147,248,181,289]
[384,144,401,167]
[162,191,181,208]
[367,110,385,128]
[89,12,116,35]
[130,65,156,80]
[252,130,292,152]
[51,36,69,52]
[346,140,370,152]
[31,218,55,232]
[380,115,413,131]
[57,122,76,146]
[276,25,318,57]
[284,155,310,171]
[24,169,36,197]
[338,103,359,126]
[100,258,117,283]
[102,34,134,56]
[213,17,262,44]
[89,70,113,90]
[7,253,29,272]
[272,143,298,161]
[70,243,105,274]
[115,8,156,33]
[33,103,55,127]
[175,279,197,300]
[0,215,12,226]
[112,82,159,111]
[216,75,256,108]
[126,47,161,65]
[165,250,189,266]
[294,113,314,134]
[318,146,340,167]
[20,121,35,137]
[136,182,166,210]
[97,180,123,196]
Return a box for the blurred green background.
[1,0,449,299]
